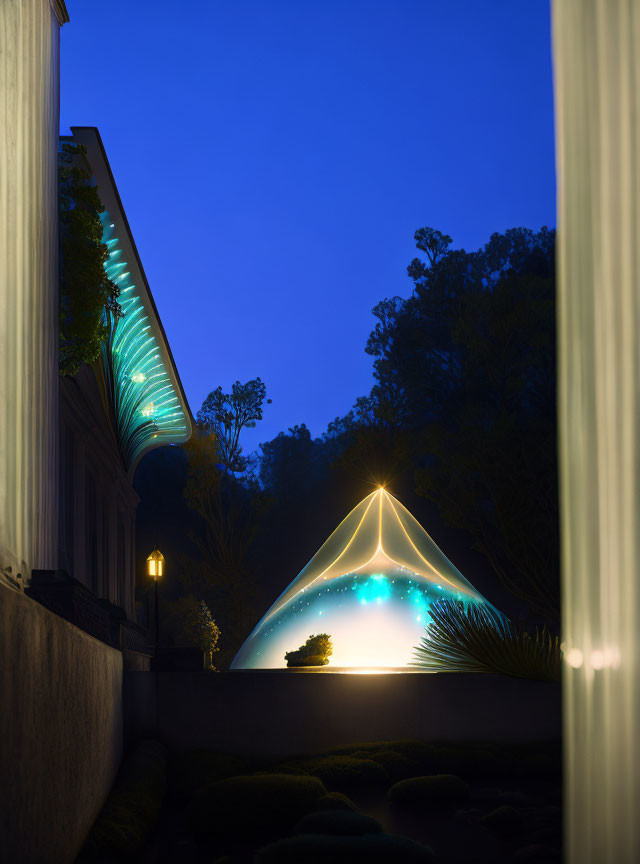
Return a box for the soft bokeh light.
[565,648,583,669]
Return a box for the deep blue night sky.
[60,1,555,453]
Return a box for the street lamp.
[146,547,165,653]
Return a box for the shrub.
[424,744,510,780]
[171,749,252,803]
[479,805,526,838]
[164,596,221,669]
[276,755,388,790]
[413,599,560,681]
[294,810,382,836]
[366,749,420,782]
[389,741,440,766]
[77,740,167,861]
[285,633,333,667]
[388,774,470,810]
[331,740,439,774]
[312,792,358,812]
[255,832,434,864]
[327,740,534,781]
[187,773,326,844]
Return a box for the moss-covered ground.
[78,739,561,863]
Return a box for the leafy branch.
[412,599,560,682]
[58,143,122,375]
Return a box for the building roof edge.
[68,126,195,431]
[51,0,70,25]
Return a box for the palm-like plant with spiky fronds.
[413,600,560,682]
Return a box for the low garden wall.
[0,584,123,864]
[123,668,157,746]
[155,669,561,755]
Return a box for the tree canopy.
[197,378,271,474]
[365,226,558,621]
[135,223,559,668]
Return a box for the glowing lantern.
[147,547,164,579]
[147,547,165,653]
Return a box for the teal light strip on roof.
[100,211,189,469]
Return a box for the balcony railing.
[27,570,152,656]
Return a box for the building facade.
[56,127,192,623]
[1,19,192,851]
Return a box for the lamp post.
[146,547,165,654]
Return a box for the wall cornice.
[50,0,70,25]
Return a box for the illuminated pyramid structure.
[231,487,493,670]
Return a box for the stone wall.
[0,585,123,863]
[155,668,561,756]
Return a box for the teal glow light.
[100,212,189,469]
[357,574,392,606]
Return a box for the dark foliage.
[480,805,527,838]
[351,748,417,782]
[293,809,382,836]
[58,143,121,375]
[413,599,560,681]
[197,377,271,474]
[76,740,167,862]
[388,774,471,809]
[180,430,268,664]
[311,791,358,812]
[187,773,326,844]
[276,754,388,789]
[367,226,558,622]
[171,749,254,803]
[135,225,560,659]
[255,832,435,864]
[92,739,560,862]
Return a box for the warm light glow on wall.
[231,489,491,670]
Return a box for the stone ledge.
[152,669,561,756]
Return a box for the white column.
[553,2,640,862]
[0,0,65,583]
